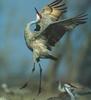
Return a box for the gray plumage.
[23,0,87,94]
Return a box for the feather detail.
[41,0,67,21]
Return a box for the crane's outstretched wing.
[41,0,67,21]
[35,0,67,32]
[60,13,88,30]
[41,13,87,47]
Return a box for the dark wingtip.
[76,12,88,24]
[48,0,63,7]
[53,3,66,8]
[77,12,88,19]
[48,0,67,14]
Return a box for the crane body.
[22,0,87,94]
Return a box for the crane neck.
[25,17,40,33]
[24,19,39,41]
[58,81,65,92]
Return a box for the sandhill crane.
[22,0,87,94]
[58,81,76,100]
[58,80,91,100]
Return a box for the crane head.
[35,8,42,21]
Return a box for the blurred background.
[0,0,91,100]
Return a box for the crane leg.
[38,63,42,95]
[20,81,29,89]
[20,63,36,89]
[32,62,36,72]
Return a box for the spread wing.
[61,13,88,30]
[41,0,67,21]
[40,13,87,47]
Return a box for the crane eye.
[34,24,41,31]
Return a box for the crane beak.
[35,7,42,19]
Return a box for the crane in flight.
[22,0,87,94]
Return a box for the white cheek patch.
[36,14,40,21]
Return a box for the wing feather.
[61,13,88,29]
[48,0,63,6]
[40,13,87,47]
[41,0,67,21]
